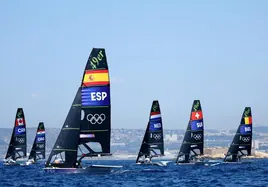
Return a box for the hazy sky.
[1,1,267,129]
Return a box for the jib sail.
[28,122,46,161]
[224,107,253,162]
[176,100,204,163]
[45,88,81,168]
[5,108,27,160]
[136,100,164,163]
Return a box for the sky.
[0,0,267,129]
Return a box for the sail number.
[37,137,45,141]
[245,127,251,132]
[17,128,25,133]
[154,123,162,128]
[91,92,107,101]
[90,50,104,69]
[196,122,203,128]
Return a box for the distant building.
[253,140,259,150]
[165,134,178,141]
[204,147,227,156]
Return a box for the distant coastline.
[1,127,268,160]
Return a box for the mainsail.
[224,107,253,162]
[5,108,27,161]
[176,100,204,163]
[28,122,46,161]
[136,100,164,163]
[45,48,111,168]
[78,48,111,161]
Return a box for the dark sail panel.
[136,100,164,163]
[224,107,252,162]
[5,108,27,160]
[79,48,111,158]
[136,123,150,163]
[176,100,204,163]
[85,49,107,70]
[28,122,46,161]
[45,88,81,168]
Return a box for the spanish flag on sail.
[83,69,109,86]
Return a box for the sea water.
[1,159,268,187]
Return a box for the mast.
[224,107,252,162]
[5,108,27,160]
[78,48,112,161]
[28,122,46,161]
[136,100,164,163]
[176,100,204,163]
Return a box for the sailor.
[4,158,16,165]
[76,161,82,168]
[190,155,197,162]
[144,157,151,164]
[9,159,16,164]
[137,158,144,164]
[26,158,35,165]
[54,159,62,164]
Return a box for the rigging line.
[60,153,64,162]
[52,155,57,163]
[191,149,198,156]
[151,149,157,155]
[17,152,22,158]
[239,150,246,156]
[78,145,84,154]
[83,143,95,153]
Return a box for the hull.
[25,161,35,166]
[176,162,195,165]
[195,161,221,166]
[193,160,251,166]
[176,158,210,166]
[177,160,221,166]
[3,162,21,166]
[176,162,220,167]
[44,165,123,173]
[3,160,26,166]
[223,161,251,164]
[25,160,45,166]
[137,162,160,166]
[137,161,170,166]
[44,167,80,173]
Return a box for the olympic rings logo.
[242,136,250,142]
[16,137,25,143]
[87,114,106,124]
[193,134,202,140]
[37,144,44,148]
[153,133,162,140]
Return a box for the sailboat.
[44,48,122,172]
[136,100,167,166]
[224,107,252,163]
[176,100,204,164]
[26,122,46,165]
[3,108,27,166]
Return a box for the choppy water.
[1,159,268,187]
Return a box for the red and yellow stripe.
[244,117,252,125]
[83,69,109,86]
